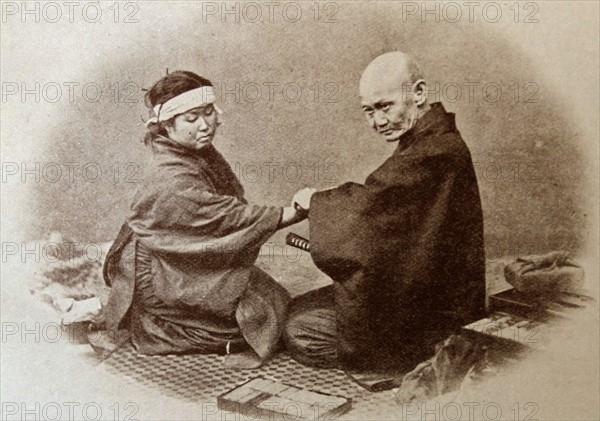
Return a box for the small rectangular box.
[217,377,352,420]
[461,311,544,352]
[488,288,593,319]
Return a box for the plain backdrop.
[1,1,599,261]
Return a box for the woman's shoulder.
[151,164,213,192]
[132,153,212,201]
[131,172,216,220]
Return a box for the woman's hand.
[278,187,316,228]
[279,206,306,228]
[292,187,317,211]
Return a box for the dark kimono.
[285,103,485,370]
[103,136,288,358]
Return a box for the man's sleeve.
[308,152,448,282]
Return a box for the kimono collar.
[396,102,456,153]
[150,134,217,159]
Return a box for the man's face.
[166,104,219,151]
[360,82,418,143]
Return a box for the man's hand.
[292,187,317,210]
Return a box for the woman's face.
[165,103,219,151]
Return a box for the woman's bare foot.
[61,297,102,325]
[223,350,264,369]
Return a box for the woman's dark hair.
[143,71,213,145]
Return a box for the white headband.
[145,86,222,127]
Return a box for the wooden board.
[218,377,351,420]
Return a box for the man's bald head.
[359,52,423,100]
[359,52,429,143]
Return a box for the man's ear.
[413,79,427,106]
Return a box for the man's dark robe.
[103,136,287,358]
[308,102,485,370]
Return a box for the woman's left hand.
[279,206,307,228]
[292,187,316,210]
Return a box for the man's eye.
[381,104,391,111]
[186,115,199,122]
[203,106,215,116]
[363,109,374,116]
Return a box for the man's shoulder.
[365,134,471,188]
[414,103,471,158]
[398,129,470,165]
[432,129,471,159]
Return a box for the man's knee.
[283,307,337,368]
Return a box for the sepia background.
[2,1,598,261]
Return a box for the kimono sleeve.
[308,152,451,282]
[134,176,283,259]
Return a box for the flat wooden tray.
[217,376,351,420]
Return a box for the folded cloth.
[395,335,482,404]
[504,251,585,294]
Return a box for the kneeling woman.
[101,71,306,367]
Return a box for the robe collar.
[149,134,245,199]
[395,102,456,154]
[150,134,218,160]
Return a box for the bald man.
[284,52,486,371]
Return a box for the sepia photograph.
[1,1,599,420]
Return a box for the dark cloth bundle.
[504,251,585,294]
